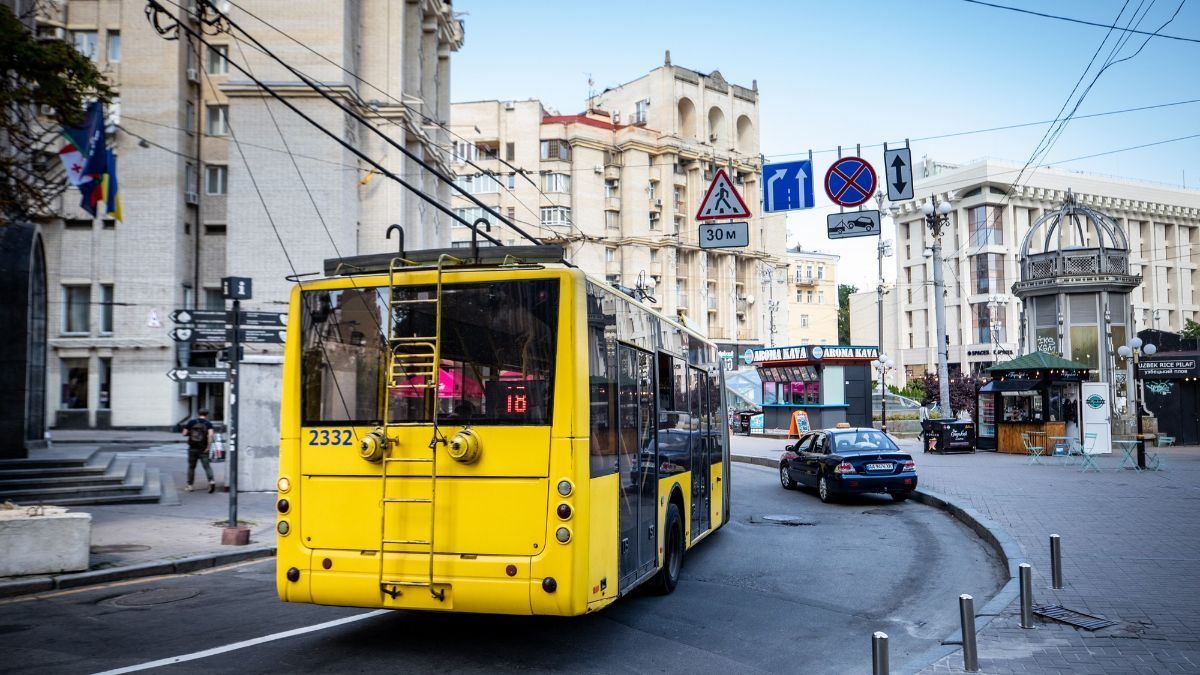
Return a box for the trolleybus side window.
[587,283,619,476]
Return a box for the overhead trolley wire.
[145,0,504,247]
[959,0,1200,44]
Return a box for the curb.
[729,455,1023,674]
[0,545,276,599]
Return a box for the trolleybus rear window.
[300,280,558,425]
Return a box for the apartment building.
[33,0,462,444]
[784,249,839,345]
[885,159,1200,383]
[449,58,789,357]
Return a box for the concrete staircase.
[0,448,170,506]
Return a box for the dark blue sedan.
[780,427,917,503]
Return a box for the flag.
[101,149,123,222]
[58,143,86,186]
[77,109,109,216]
[59,101,103,187]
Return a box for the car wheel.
[818,475,835,503]
[780,464,797,490]
[892,492,912,502]
[649,502,683,595]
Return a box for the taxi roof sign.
[696,168,751,221]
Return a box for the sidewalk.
[1,431,277,596]
[731,433,1200,673]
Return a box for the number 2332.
[307,429,354,446]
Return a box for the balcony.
[604,165,621,181]
[794,274,819,287]
[1014,248,1140,295]
[605,197,621,211]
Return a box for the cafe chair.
[1022,432,1044,465]
[1064,436,1084,466]
[1149,435,1174,472]
[1079,433,1101,473]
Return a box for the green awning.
[986,351,1092,373]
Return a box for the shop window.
[61,358,88,409]
[63,285,91,334]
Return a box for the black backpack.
[188,422,208,445]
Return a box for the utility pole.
[922,197,954,414]
[873,191,892,394]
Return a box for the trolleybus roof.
[324,245,567,277]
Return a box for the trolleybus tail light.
[277,477,291,493]
[555,527,571,543]
[556,503,572,520]
[542,577,557,593]
[557,480,573,497]
[505,564,517,577]
[286,567,300,582]
[834,461,856,474]
[277,499,290,514]
[903,460,916,472]
[277,520,290,536]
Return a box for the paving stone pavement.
[912,445,1200,674]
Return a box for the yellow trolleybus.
[276,245,730,615]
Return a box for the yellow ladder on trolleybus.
[377,254,462,601]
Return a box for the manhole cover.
[110,588,201,607]
[91,544,152,554]
[757,515,816,526]
[862,508,901,516]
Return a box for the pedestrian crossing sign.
[696,168,751,221]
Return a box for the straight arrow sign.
[884,147,914,201]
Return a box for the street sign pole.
[229,298,240,530]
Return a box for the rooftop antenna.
[586,73,595,108]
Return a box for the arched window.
[677,97,697,140]
[707,107,725,145]
[735,115,754,153]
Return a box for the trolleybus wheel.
[649,502,683,595]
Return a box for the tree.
[1183,319,1200,340]
[837,284,857,344]
[919,371,980,418]
[0,5,113,220]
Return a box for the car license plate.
[866,463,893,471]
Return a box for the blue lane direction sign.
[884,147,914,201]
[698,222,749,249]
[826,209,881,240]
[824,157,877,207]
[238,311,288,327]
[763,160,814,213]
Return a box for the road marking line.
[92,609,390,674]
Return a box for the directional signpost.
[169,309,226,325]
[884,146,914,201]
[169,325,228,343]
[824,156,877,208]
[238,311,288,327]
[826,209,882,240]
[762,160,814,213]
[166,367,231,383]
[699,222,749,249]
[239,328,287,344]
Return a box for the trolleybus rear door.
[617,345,658,591]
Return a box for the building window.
[973,253,1005,294]
[63,285,91,334]
[801,314,810,328]
[186,163,198,193]
[541,173,571,193]
[72,31,98,61]
[204,288,224,310]
[795,289,802,302]
[100,284,113,334]
[605,211,619,229]
[969,205,1004,246]
[207,44,228,74]
[505,142,515,161]
[186,101,196,132]
[604,179,618,198]
[454,207,485,224]
[605,247,615,263]
[818,291,824,304]
[540,207,571,228]
[676,279,688,308]
[206,105,228,136]
[64,219,92,229]
[648,181,658,201]
[455,174,500,194]
[633,98,649,125]
[106,31,121,62]
[650,249,658,262]
[204,223,227,235]
[453,141,478,163]
[61,358,88,409]
[99,358,112,409]
[806,290,813,303]
[506,207,516,221]
[649,212,660,230]
[205,165,228,195]
[506,174,516,189]
[540,139,570,161]
[974,303,1007,344]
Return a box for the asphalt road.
[1,464,1004,674]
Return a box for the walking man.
[181,409,216,493]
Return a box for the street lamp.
[872,354,896,434]
[1118,337,1157,470]
[921,196,954,415]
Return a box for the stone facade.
[449,60,789,346]
[783,249,839,345]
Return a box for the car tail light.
[835,461,856,474]
[903,460,916,472]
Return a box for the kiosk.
[976,352,1091,453]
[746,344,876,433]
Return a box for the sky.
[449,0,1200,291]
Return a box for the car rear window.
[830,430,898,453]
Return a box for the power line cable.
[959,0,1200,44]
